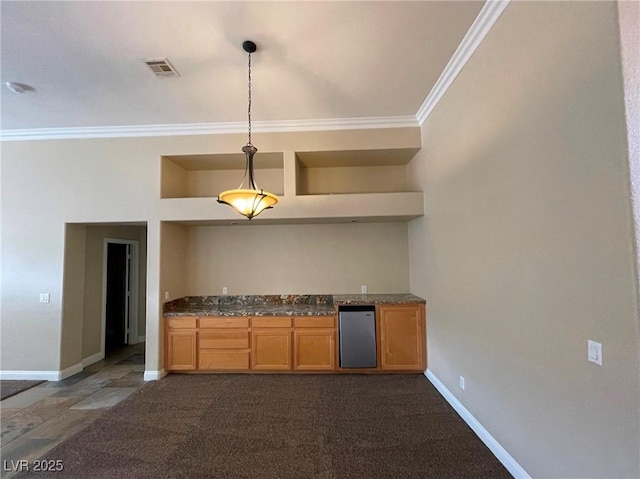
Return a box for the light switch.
[39,293,50,303]
[588,340,602,366]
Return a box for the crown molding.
[416,0,510,125]
[0,115,418,142]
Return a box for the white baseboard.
[2,361,84,382]
[143,369,167,381]
[82,352,104,367]
[425,369,531,479]
[136,335,146,344]
[0,370,58,381]
[59,362,83,381]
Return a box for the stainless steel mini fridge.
[338,305,377,368]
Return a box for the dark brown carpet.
[0,380,45,400]
[18,374,511,478]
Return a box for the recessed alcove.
[295,148,419,195]
[161,152,284,199]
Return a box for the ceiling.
[1,1,484,133]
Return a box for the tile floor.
[0,344,148,479]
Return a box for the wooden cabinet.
[378,304,426,371]
[199,317,250,371]
[251,316,293,370]
[164,303,425,373]
[293,316,335,371]
[166,318,197,370]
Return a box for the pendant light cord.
[247,50,252,146]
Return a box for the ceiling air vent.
[143,58,180,77]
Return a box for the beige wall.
[160,222,189,303]
[157,222,189,371]
[186,168,285,197]
[185,222,409,295]
[298,165,411,195]
[60,224,87,370]
[0,136,163,373]
[618,1,640,374]
[0,128,417,375]
[0,138,159,372]
[161,157,187,198]
[82,224,147,360]
[408,2,639,478]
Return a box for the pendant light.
[217,40,278,220]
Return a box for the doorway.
[102,238,140,357]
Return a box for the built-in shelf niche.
[161,153,284,199]
[295,148,420,195]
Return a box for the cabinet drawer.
[167,317,197,329]
[199,350,250,370]
[294,316,335,328]
[199,330,249,349]
[200,317,249,329]
[252,316,292,328]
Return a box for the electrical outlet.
[164,291,170,301]
[588,340,603,366]
[222,286,228,295]
[361,285,367,294]
[39,293,50,304]
[459,375,465,390]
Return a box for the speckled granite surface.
[164,294,424,317]
[333,294,425,305]
[164,295,334,317]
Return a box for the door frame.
[101,238,140,358]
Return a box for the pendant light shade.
[217,41,279,220]
[217,146,278,219]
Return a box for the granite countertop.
[165,304,335,317]
[164,294,424,317]
[333,294,425,305]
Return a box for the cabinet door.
[166,330,197,370]
[294,329,335,371]
[379,305,425,370]
[251,330,292,370]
